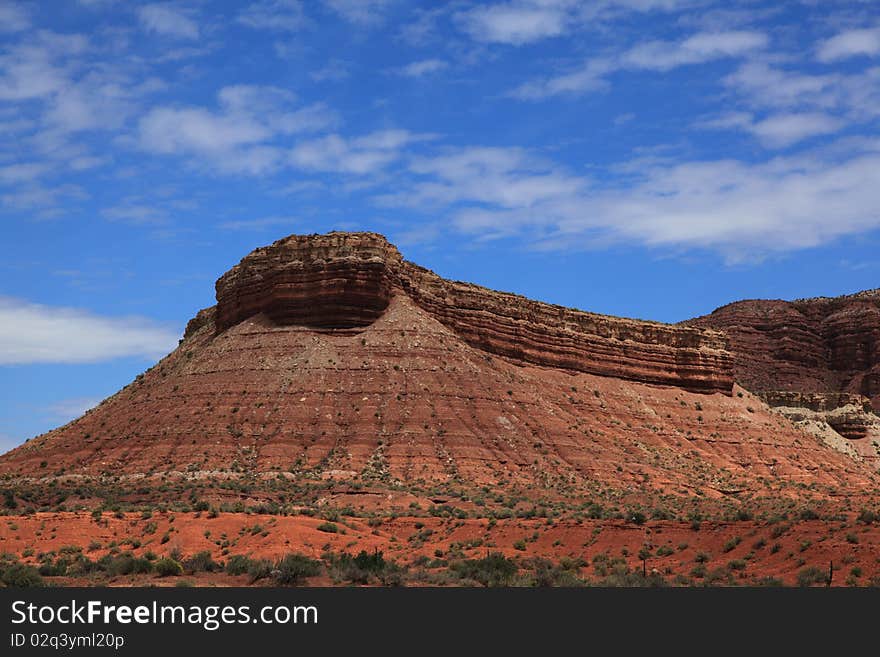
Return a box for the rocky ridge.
[0,232,877,504]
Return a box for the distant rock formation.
[687,290,880,410]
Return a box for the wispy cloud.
[101,203,168,225]
[290,129,429,175]
[818,26,880,62]
[219,215,298,231]
[238,0,308,31]
[377,139,880,261]
[700,111,844,148]
[396,58,448,77]
[0,1,30,33]
[455,0,702,46]
[323,0,393,25]
[137,86,336,174]
[0,297,179,365]
[138,4,200,40]
[456,1,571,45]
[513,30,766,98]
[310,59,350,82]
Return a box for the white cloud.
[721,62,880,125]
[818,26,880,62]
[310,59,350,82]
[138,86,336,174]
[457,1,571,45]
[514,30,766,98]
[397,59,448,77]
[138,4,200,40]
[0,297,179,365]
[0,1,29,32]
[723,62,839,109]
[391,146,584,208]
[219,215,298,231]
[0,43,68,101]
[324,0,393,25]
[378,140,880,260]
[290,129,427,175]
[101,204,168,225]
[747,112,843,148]
[0,162,51,183]
[238,0,308,31]
[700,111,844,148]
[456,0,704,46]
[1,184,87,210]
[622,30,767,71]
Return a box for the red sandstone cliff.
[687,290,880,411]
[212,232,734,394]
[1,232,877,499]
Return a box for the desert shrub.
[595,566,667,587]
[525,558,586,587]
[99,552,153,576]
[722,537,741,553]
[225,554,253,576]
[770,524,790,539]
[450,553,518,587]
[316,522,338,533]
[183,551,219,573]
[797,566,828,587]
[247,559,274,583]
[799,508,819,521]
[154,558,183,577]
[0,563,43,587]
[857,509,877,525]
[324,550,394,585]
[273,554,322,586]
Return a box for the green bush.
[100,553,153,576]
[722,537,741,553]
[797,566,828,587]
[0,563,43,587]
[450,553,518,587]
[273,554,322,586]
[247,559,274,583]
[225,554,253,576]
[183,551,219,573]
[316,522,339,533]
[154,558,183,577]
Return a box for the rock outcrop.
[214,233,734,394]
[2,232,878,500]
[687,290,880,410]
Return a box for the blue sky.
[2,0,880,451]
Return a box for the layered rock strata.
[214,232,734,394]
[687,291,880,410]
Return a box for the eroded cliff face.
[687,292,880,463]
[212,232,734,394]
[687,291,880,410]
[4,231,879,500]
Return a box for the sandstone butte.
[1,231,879,511]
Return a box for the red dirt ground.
[1,512,876,586]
